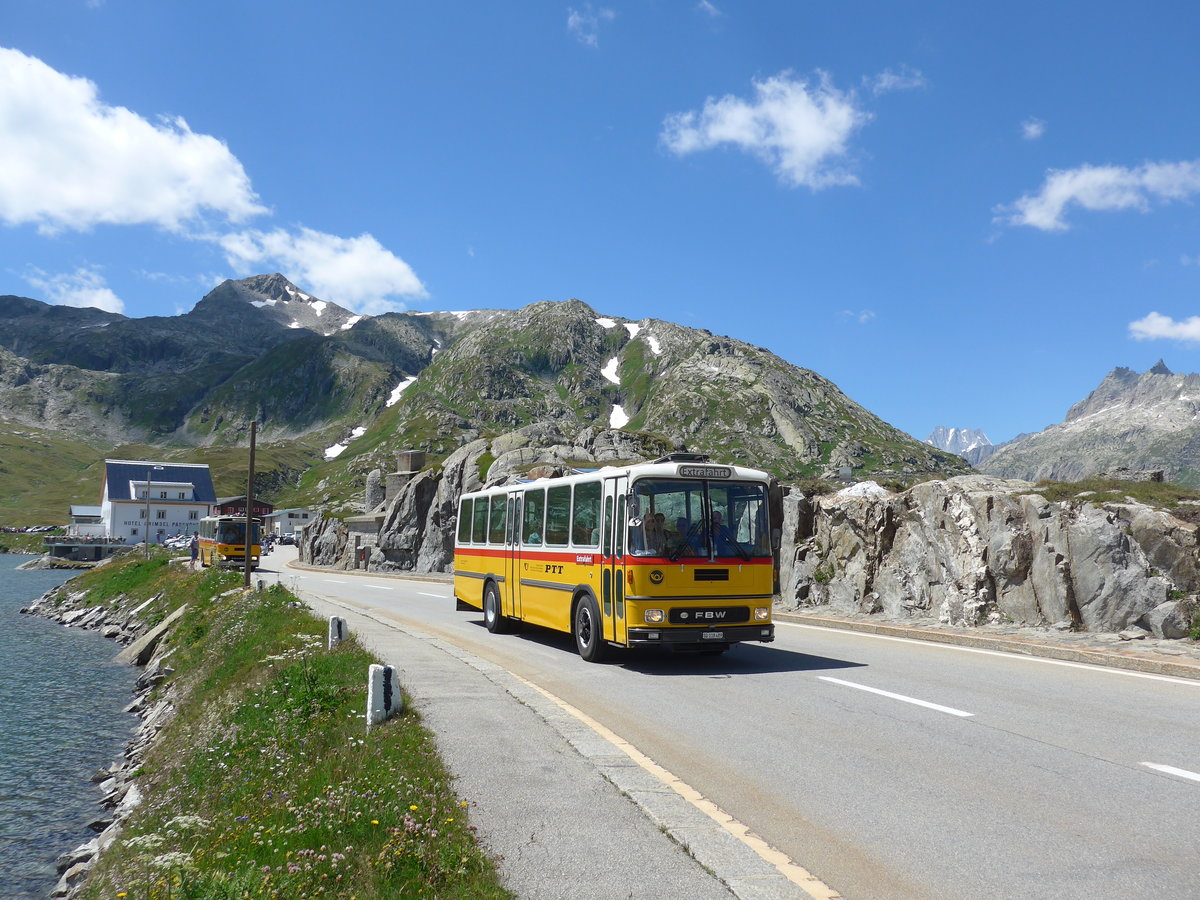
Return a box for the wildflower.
[371,820,379,825]
[409,805,418,811]
[151,851,194,870]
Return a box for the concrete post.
[367,664,403,727]
[328,616,348,650]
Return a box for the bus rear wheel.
[574,595,608,662]
[483,582,510,634]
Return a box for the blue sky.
[3,2,1199,445]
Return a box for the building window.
[156,510,166,519]
[139,509,146,519]
[189,511,199,520]
[131,528,139,536]
[178,492,186,499]
[159,491,167,499]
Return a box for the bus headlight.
[644,609,665,624]
[754,607,770,620]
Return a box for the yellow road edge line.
[510,673,842,900]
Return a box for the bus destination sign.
[677,464,732,479]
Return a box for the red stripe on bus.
[455,547,772,566]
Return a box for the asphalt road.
[259,548,1200,900]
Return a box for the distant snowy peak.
[925,426,992,455]
[230,273,360,337]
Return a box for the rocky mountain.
[0,276,968,521]
[0,274,442,444]
[374,300,967,484]
[925,426,995,466]
[980,361,1200,484]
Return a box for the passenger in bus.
[670,517,700,555]
[643,513,666,553]
[706,510,737,556]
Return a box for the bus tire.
[483,582,510,634]
[574,594,608,663]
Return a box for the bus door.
[506,491,523,621]
[601,475,629,645]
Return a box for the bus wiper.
[668,523,703,561]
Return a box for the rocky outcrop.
[780,475,1200,636]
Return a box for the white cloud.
[0,47,264,234]
[1021,117,1046,140]
[216,227,427,314]
[24,266,125,314]
[866,66,926,96]
[996,160,1200,231]
[1129,312,1200,342]
[660,70,870,189]
[840,309,876,325]
[696,1,722,17]
[567,5,615,47]
[1181,254,1200,266]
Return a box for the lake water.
[0,555,139,899]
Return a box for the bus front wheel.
[574,595,608,663]
[483,583,510,634]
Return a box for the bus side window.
[457,498,473,544]
[472,497,489,543]
[507,497,518,545]
[523,489,545,545]
[488,495,507,544]
[545,486,570,545]
[571,482,601,547]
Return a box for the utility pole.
[244,421,257,588]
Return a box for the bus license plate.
[702,631,724,640]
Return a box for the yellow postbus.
[197,515,262,569]
[453,453,775,661]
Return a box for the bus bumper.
[625,624,775,646]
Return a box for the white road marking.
[320,579,348,584]
[818,676,974,718]
[1142,762,1200,783]
[362,584,392,591]
[418,591,445,598]
[778,621,1200,687]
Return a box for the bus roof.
[464,458,771,498]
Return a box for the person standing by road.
[189,533,199,570]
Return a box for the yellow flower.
[409,805,418,811]
[371,820,379,825]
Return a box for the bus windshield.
[629,478,770,560]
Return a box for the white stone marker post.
[328,616,348,650]
[367,664,403,728]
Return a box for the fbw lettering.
[545,564,564,575]
[698,611,727,619]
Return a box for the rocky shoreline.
[20,571,186,898]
